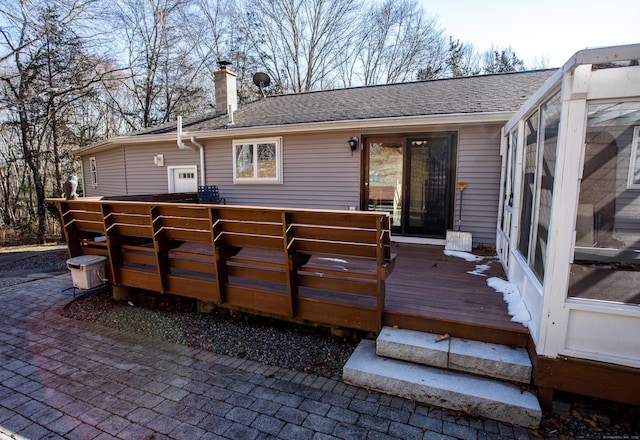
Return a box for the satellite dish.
[252,72,271,97]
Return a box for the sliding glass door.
[364,134,455,237]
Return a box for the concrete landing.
[376,326,532,384]
[344,339,542,429]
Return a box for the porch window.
[89,157,98,187]
[232,138,282,184]
[570,101,640,305]
[516,92,561,281]
[627,126,640,189]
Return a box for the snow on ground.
[487,277,531,325]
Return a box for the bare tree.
[112,0,208,129]
[0,0,106,242]
[355,0,446,85]
[240,0,361,93]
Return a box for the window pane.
[569,101,640,304]
[257,143,276,178]
[532,93,561,280]
[629,127,640,188]
[236,144,254,179]
[518,111,538,258]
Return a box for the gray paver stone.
[357,413,390,433]
[169,422,208,439]
[332,421,368,440]
[276,406,308,424]
[225,406,259,425]
[320,392,351,408]
[303,413,337,434]
[443,420,479,440]
[273,391,305,408]
[348,398,379,416]
[223,422,260,440]
[251,413,286,436]
[300,399,332,416]
[96,414,130,436]
[279,423,315,440]
[249,398,281,416]
[409,412,443,432]
[326,406,358,424]
[377,405,411,423]
[389,420,429,439]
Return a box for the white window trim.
[626,126,640,189]
[89,157,98,188]
[232,137,283,184]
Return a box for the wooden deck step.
[376,326,532,384]
[343,339,541,429]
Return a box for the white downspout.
[177,115,206,186]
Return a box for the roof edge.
[77,111,515,154]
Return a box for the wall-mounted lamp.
[348,137,359,155]
[153,154,164,166]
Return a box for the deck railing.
[50,198,396,331]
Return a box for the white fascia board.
[78,111,513,155]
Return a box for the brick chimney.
[214,61,237,114]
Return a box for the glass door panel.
[405,136,453,236]
[365,137,404,230]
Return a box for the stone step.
[344,339,541,429]
[376,326,532,384]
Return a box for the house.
[78,67,554,247]
[64,44,640,410]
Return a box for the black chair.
[197,186,226,204]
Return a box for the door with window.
[364,134,455,237]
[168,166,198,193]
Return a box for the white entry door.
[168,166,198,193]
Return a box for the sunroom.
[496,44,640,404]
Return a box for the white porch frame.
[498,44,640,369]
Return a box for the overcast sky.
[422,0,639,68]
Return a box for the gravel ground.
[61,287,361,380]
[2,247,639,436]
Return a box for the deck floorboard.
[383,243,528,345]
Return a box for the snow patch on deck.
[443,250,483,262]
[487,277,531,326]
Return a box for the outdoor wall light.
[348,137,359,155]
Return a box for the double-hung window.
[232,138,283,184]
[89,157,98,187]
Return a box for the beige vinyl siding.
[206,132,361,210]
[82,147,126,197]
[80,124,506,246]
[455,124,503,246]
[123,142,201,195]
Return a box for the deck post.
[375,215,387,331]
[150,205,169,293]
[210,208,225,304]
[102,203,123,285]
[112,285,131,301]
[282,212,297,318]
[58,201,81,257]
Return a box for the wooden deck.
[383,243,529,347]
[50,196,527,348]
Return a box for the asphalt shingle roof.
[136,69,556,136]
